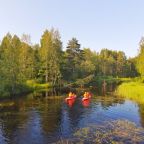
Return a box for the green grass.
[26,80,52,90]
[118,77,132,82]
[116,81,144,103]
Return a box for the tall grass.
[116,82,144,103]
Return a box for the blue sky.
[0,0,144,57]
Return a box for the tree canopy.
[0,28,141,97]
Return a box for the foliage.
[0,34,23,96]
[63,38,83,81]
[0,28,142,98]
[74,74,95,86]
[40,29,62,85]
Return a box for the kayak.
[65,95,76,102]
[82,99,90,107]
[66,99,75,107]
[65,95,76,107]
[82,95,92,101]
[82,97,90,101]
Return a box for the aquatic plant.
[56,120,144,144]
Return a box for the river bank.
[0,76,118,99]
[0,76,140,100]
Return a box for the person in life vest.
[68,92,76,98]
[68,92,73,98]
[83,92,92,98]
[83,92,88,98]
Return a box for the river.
[0,88,144,143]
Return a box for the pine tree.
[65,38,83,81]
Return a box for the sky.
[0,0,144,57]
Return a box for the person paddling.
[83,92,87,98]
[83,92,92,98]
[68,92,73,98]
[68,92,76,98]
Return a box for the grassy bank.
[116,81,144,103]
[0,80,52,99]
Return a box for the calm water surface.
[0,91,144,144]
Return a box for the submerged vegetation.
[56,120,144,144]
[0,28,144,98]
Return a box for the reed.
[116,82,144,103]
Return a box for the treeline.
[0,28,142,97]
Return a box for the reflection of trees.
[93,96,124,108]
[0,94,64,143]
[0,100,29,143]
[38,97,63,134]
[138,104,144,128]
[22,93,63,134]
[94,83,117,96]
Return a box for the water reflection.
[40,99,62,134]
[0,90,143,143]
[0,100,29,144]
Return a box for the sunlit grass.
[0,101,15,108]
[116,82,144,103]
[26,80,52,90]
[118,77,132,82]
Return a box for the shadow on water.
[0,83,143,143]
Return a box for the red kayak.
[65,95,76,107]
[65,96,76,102]
[82,97,90,101]
[82,99,90,107]
[65,95,76,103]
[82,95,91,101]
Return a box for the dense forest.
[0,28,144,97]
